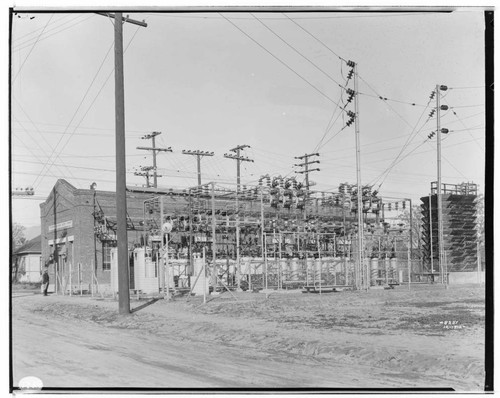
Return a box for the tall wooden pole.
[160,196,166,295]
[354,62,364,290]
[224,146,252,291]
[436,84,446,287]
[115,12,130,314]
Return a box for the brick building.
[39,179,165,293]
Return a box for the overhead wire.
[448,85,485,90]
[218,13,342,107]
[423,141,469,180]
[13,14,81,49]
[282,13,346,62]
[13,112,77,181]
[357,90,427,107]
[13,13,71,42]
[11,136,61,180]
[443,99,484,152]
[13,15,95,53]
[365,84,435,189]
[251,13,345,89]
[13,99,78,177]
[30,36,115,188]
[13,14,54,83]
[12,119,146,134]
[143,12,431,21]
[11,125,144,138]
[312,71,352,152]
[33,25,142,190]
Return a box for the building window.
[103,243,112,271]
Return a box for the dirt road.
[11,284,485,390]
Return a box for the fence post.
[69,261,72,296]
[91,260,94,297]
[477,241,481,285]
[407,239,411,290]
[78,263,82,296]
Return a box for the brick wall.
[40,180,160,289]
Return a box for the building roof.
[14,235,42,255]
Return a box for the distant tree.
[12,222,27,250]
[476,194,485,241]
[12,222,27,283]
[397,204,422,260]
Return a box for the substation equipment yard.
[110,177,418,298]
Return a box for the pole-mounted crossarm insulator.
[96,12,148,27]
[136,146,172,152]
[229,144,250,152]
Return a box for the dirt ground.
[11,283,485,391]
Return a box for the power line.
[219,13,342,106]
[12,95,77,177]
[12,119,146,134]
[11,124,145,138]
[316,125,349,151]
[449,85,485,90]
[33,26,142,190]
[313,73,352,152]
[294,152,320,193]
[13,15,95,52]
[282,13,346,62]
[13,14,81,48]
[251,13,345,89]
[13,14,54,83]
[30,37,115,188]
[365,86,435,189]
[443,100,484,152]
[449,104,485,109]
[142,12,432,21]
[136,131,172,188]
[357,90,427,107]
[249,12,352,154]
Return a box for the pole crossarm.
[182,150,215,157]
[136,132,171,188]
[294,153,320,192]
[295,168,320,174]
[136,146,172,152]
[182,149,215,186]
[224,153,254,162]
[229,144,250,152]
[95,12,148,27]
[294,152,319,160]
[294,160,320,167]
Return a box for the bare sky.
[10,7,487,228]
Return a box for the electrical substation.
[106,177,420,296]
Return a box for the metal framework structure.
[135,179,414,292]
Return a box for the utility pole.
[224,145,254,290]
[182,149,214,186]
[224,145,254,191]
[90,182,98,274]
[137,131,172,188]
[346,59,365,291]
[134,165,160,188]
[436,84,448,287]
[294,153,320,194]
[97,12,147,314]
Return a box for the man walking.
[42,268,49,296]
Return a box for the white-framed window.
[102,243,112,271]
